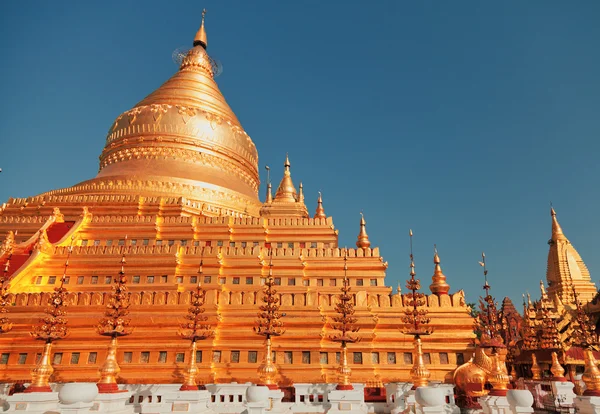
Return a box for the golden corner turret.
[546,207,596,304]
[429,246,450,296]
[37,10,262,217]
[259,155,309,218]
[314,192,326,219]
[356,213,371,249]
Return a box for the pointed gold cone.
[180,340,199,391]
[550,351,566,381]
[582,348,600,395]
[257,337,278,389]
[314,192,326,219]
[410,336,430,388]
[97,336,122,393]
[550,207,567,241]
[429,246,450,295]
[24,341,54,393]
[336,342,353,390]
[356,213,371,249]
[194,9,208,48]
[274,154,297,202]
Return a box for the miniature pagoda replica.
[0,13,491,385]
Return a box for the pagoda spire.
[193,9,208,49]
[265,166,272,204]
[546,207,596,304]
[550,207,566,242]
[314,192,326,219]
[298,182,305,203]
[429,245,450,295]
[273,154,297,202]
[260,154,309,217]
[356,212,371,249]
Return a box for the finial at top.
[314,192,326,219]
[430,244,450,295]
[273,154,297,203]
[409,230,415,277]
[193,9,208,49]
[356,212,371,249]
[298,182,304,203]
[540,280,548,298]
[550,206,566,242]
[479,252,489,292]
[265,165,273,204]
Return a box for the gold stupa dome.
[45,13,261,217]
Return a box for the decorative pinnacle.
[298,182,305,203]
[550,206,567,242]
[479,252,489,292]
[265,165,273,203]
[314,192,326,219]
[401,229,432,337]
[430,244,450,295]
[197,259,204,287]
[284,153,290,169]
[356,212,371,249]
[409,229,415,277]
[193,9,208,49]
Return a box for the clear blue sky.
[1,1,599,307]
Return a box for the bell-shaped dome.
[44,18,262,217]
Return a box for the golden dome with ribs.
[48,16,262,217]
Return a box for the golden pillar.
[24,341,54,393]
[410,336,430,389]
[531,353,542,380]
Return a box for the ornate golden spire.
[329,253,360,390]
[26,238,73,393]
[193,9,208,49]
[179,259,214,391]
[298,182,305,203]
[97,250,132,393]
[550,207,566,242]
[401,230,432,389]
[255,250,285,389]
[356,212,371,249]
[546,207,596,304]
[273,154,297,202]
[429,245,450,295]
[314,192,326,219]
[265,166,273,204]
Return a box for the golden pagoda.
[546,208,596,304]
[0,16,475,386]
